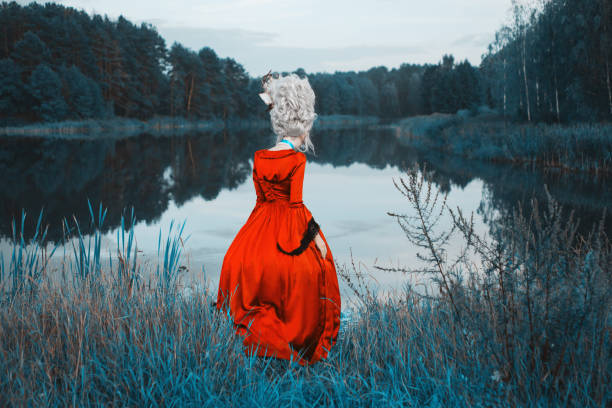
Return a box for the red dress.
[216,148,341,365]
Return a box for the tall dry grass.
[0,179,609,406]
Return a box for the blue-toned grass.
[0,199,609,406]
[397,113,612,173]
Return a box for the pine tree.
[0,58,26,123]
[29,63,68,121]
[11,31,51,78]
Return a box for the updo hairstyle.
[263,73,317,154]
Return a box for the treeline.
[1,0,610,125]
[0,1,482,125]
[480,0,612,122]
[307,59,481,118]
[0,2,261,125]
[313,0,612,123]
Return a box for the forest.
[1,2,611,406]
[0,0,610,125]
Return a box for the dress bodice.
[257,177,291,201]
[253,149,307,207]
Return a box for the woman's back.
[255,149,301,181]
[216,148,341,365]
[216,72,340,365]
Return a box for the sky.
[19,0,514,77]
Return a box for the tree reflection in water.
[0,126,609,243]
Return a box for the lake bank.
[393,112,612,174]
[0,115,380,139]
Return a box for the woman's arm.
[289,155,324,257]
[314,232,327,259]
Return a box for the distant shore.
[392,110,612,174]
[4,112,610,175]
[0,115,380,139]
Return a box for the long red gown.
[216,148,341,365]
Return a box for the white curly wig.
[264,73,318,154]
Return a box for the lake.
[1,125,610,298]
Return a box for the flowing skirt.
[216,200,341,364]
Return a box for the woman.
[216,72,341,365]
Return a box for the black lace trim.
[277,217,320,256]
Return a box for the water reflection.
[0,130,262,241]
[0,126,609,289]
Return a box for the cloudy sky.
[22,0,514,76]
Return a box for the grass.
[0,172,610,406]
[396,111,612,174]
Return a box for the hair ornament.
[259,70,278,112]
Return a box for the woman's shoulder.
[254,149,306,162]
[253,149,306,179]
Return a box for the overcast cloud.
[18,0,513,76]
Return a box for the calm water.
[1,125,610,296]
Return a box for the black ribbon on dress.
[277,217,320,256]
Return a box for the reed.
[0,189,609,406]
[397,113,612,174]
[373,164,611,406]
